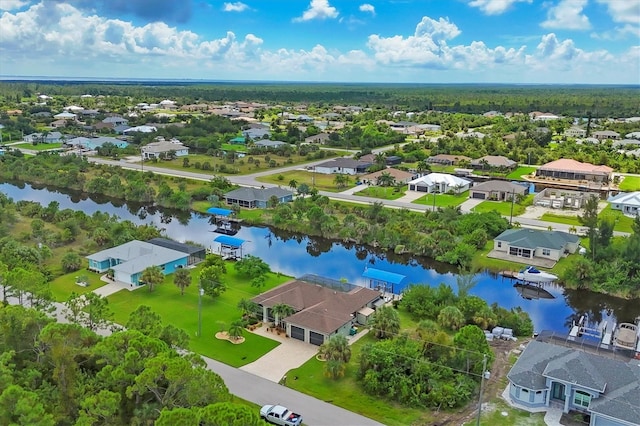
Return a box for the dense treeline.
[1,81,639,116]
[0,305,261,425]
[562,196,640,298]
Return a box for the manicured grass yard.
[285,333,431,426]
[539,213,582,227]
[105,263,290,367]
[619,175,640,191]
[14,142,63,151]
[506,166,536,181]
[255,170,350,193]
[541,206,634,234]
[354,186,405,200]
[412,192,468,207]
[50,271,107,302]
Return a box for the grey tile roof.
[509,340,640,425]
[224,187,293,203]
[495,229,579,250]
[316,158,373,169]
[471,180,527,194]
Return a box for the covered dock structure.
[362,268,406,295]
[206,207,242,235]
[212,235,246,260]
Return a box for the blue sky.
[0,0,638,84]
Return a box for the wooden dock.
[500,270,519,279]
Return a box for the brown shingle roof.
[361,168,415,181]
[252,280,380,334]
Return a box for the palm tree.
[370,305,400,339]
[288,179,298,192]
[376,172,395,187]
[319,334,351,363]
[374,152,386,166]
[333,173,349,189]
[416,160,430,174]
[228,320,244,341]
[271,303,295,328]
[140,265,164,292]
[437,306,465,331]
[173,268,191,296]
[237,298,260,319]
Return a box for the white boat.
[613,322,639,350]
[515,266,558,284]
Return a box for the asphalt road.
[5,296,382,426]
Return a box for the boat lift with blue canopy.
[362,267,406,294]
[212,235,246,260]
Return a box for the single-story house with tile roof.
[251,277,381,345]
[536,159,613,183]
[361,168,416,185]
[102,116,128,126]
[147,237,205,266]
[427,154,472,165]
[24,131,64,143]
[469,180,528,201]
[314,158,373,175]
[507,339,640,426]
[592,130,620,140]
[625,131,640,139]
[253,139,288,149]
[141,139,189,159]
[493,229,580,262]
[224,187,293,209]
[53,112,77,120]
[470,155,517,170]
[123,125,157,134]
[408,173,471,194]
[608,191,640,217]
[305,132,331,144]
[65,136,129,150]
[243,128,271,140]
[86,240,188,286]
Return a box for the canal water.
[2,181,638,335]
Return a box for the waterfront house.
[252,277,381,345]
[224,187,293,209]
[426,154,472,166]
[507,339,640,426]
[86,240,188,286]
[536,159,613,183]
[407,173,471,194]
[492,229,579,264]
[470,155,517,170]
[608,191,640,217]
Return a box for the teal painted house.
[87,240,188,286]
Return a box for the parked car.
[260,404,303,426]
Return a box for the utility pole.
[510,190,515,225]
[476,354,489,426]
[198,286,204,337]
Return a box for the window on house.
[574,390,590,408]
[542,248,551,256]
[497,242,502,248]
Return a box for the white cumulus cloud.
[468,0,532,15]
[541,0,591,30]
[223,2,249,13]
[293,0,339,22]
[0,0,28,11]
[595,0,640,24]
[359,3,375,15]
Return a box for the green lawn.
[539,213,582,227]
[50,271,108,302]
[464,399,545,426]
[472,200,526,216]
[598,205,635,233]
[412,192,468,207]
[354,186,405,200]
[14,142,64,151]
[619,175,640,191]
[255,170,351,193]
[285,333,431,426]
[221,143,249,152]
[506,166,536,181]
[105,263,290,367]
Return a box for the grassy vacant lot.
[255,170,350,193]
[285,333,430,426]
[541,206,635,233]
[412,192,468,207]
[354,186,405,200]
[104,263,290,367]
[49,271,107,302]
[472,200,527,216]
[619,175,640,191]
[14,142,63,151]
[539,213,582,227]
[506,166,536,181]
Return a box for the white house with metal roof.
[407,173,471,194]
[608,192,640,217]
[86,240,188,286]
[507,339,640,426]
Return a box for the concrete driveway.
[240,325,319,382]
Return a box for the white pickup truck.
[260,404,303,426]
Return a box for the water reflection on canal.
[2,180,638,334]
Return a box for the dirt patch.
[429,338,527,425]
[215,331,245,345]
